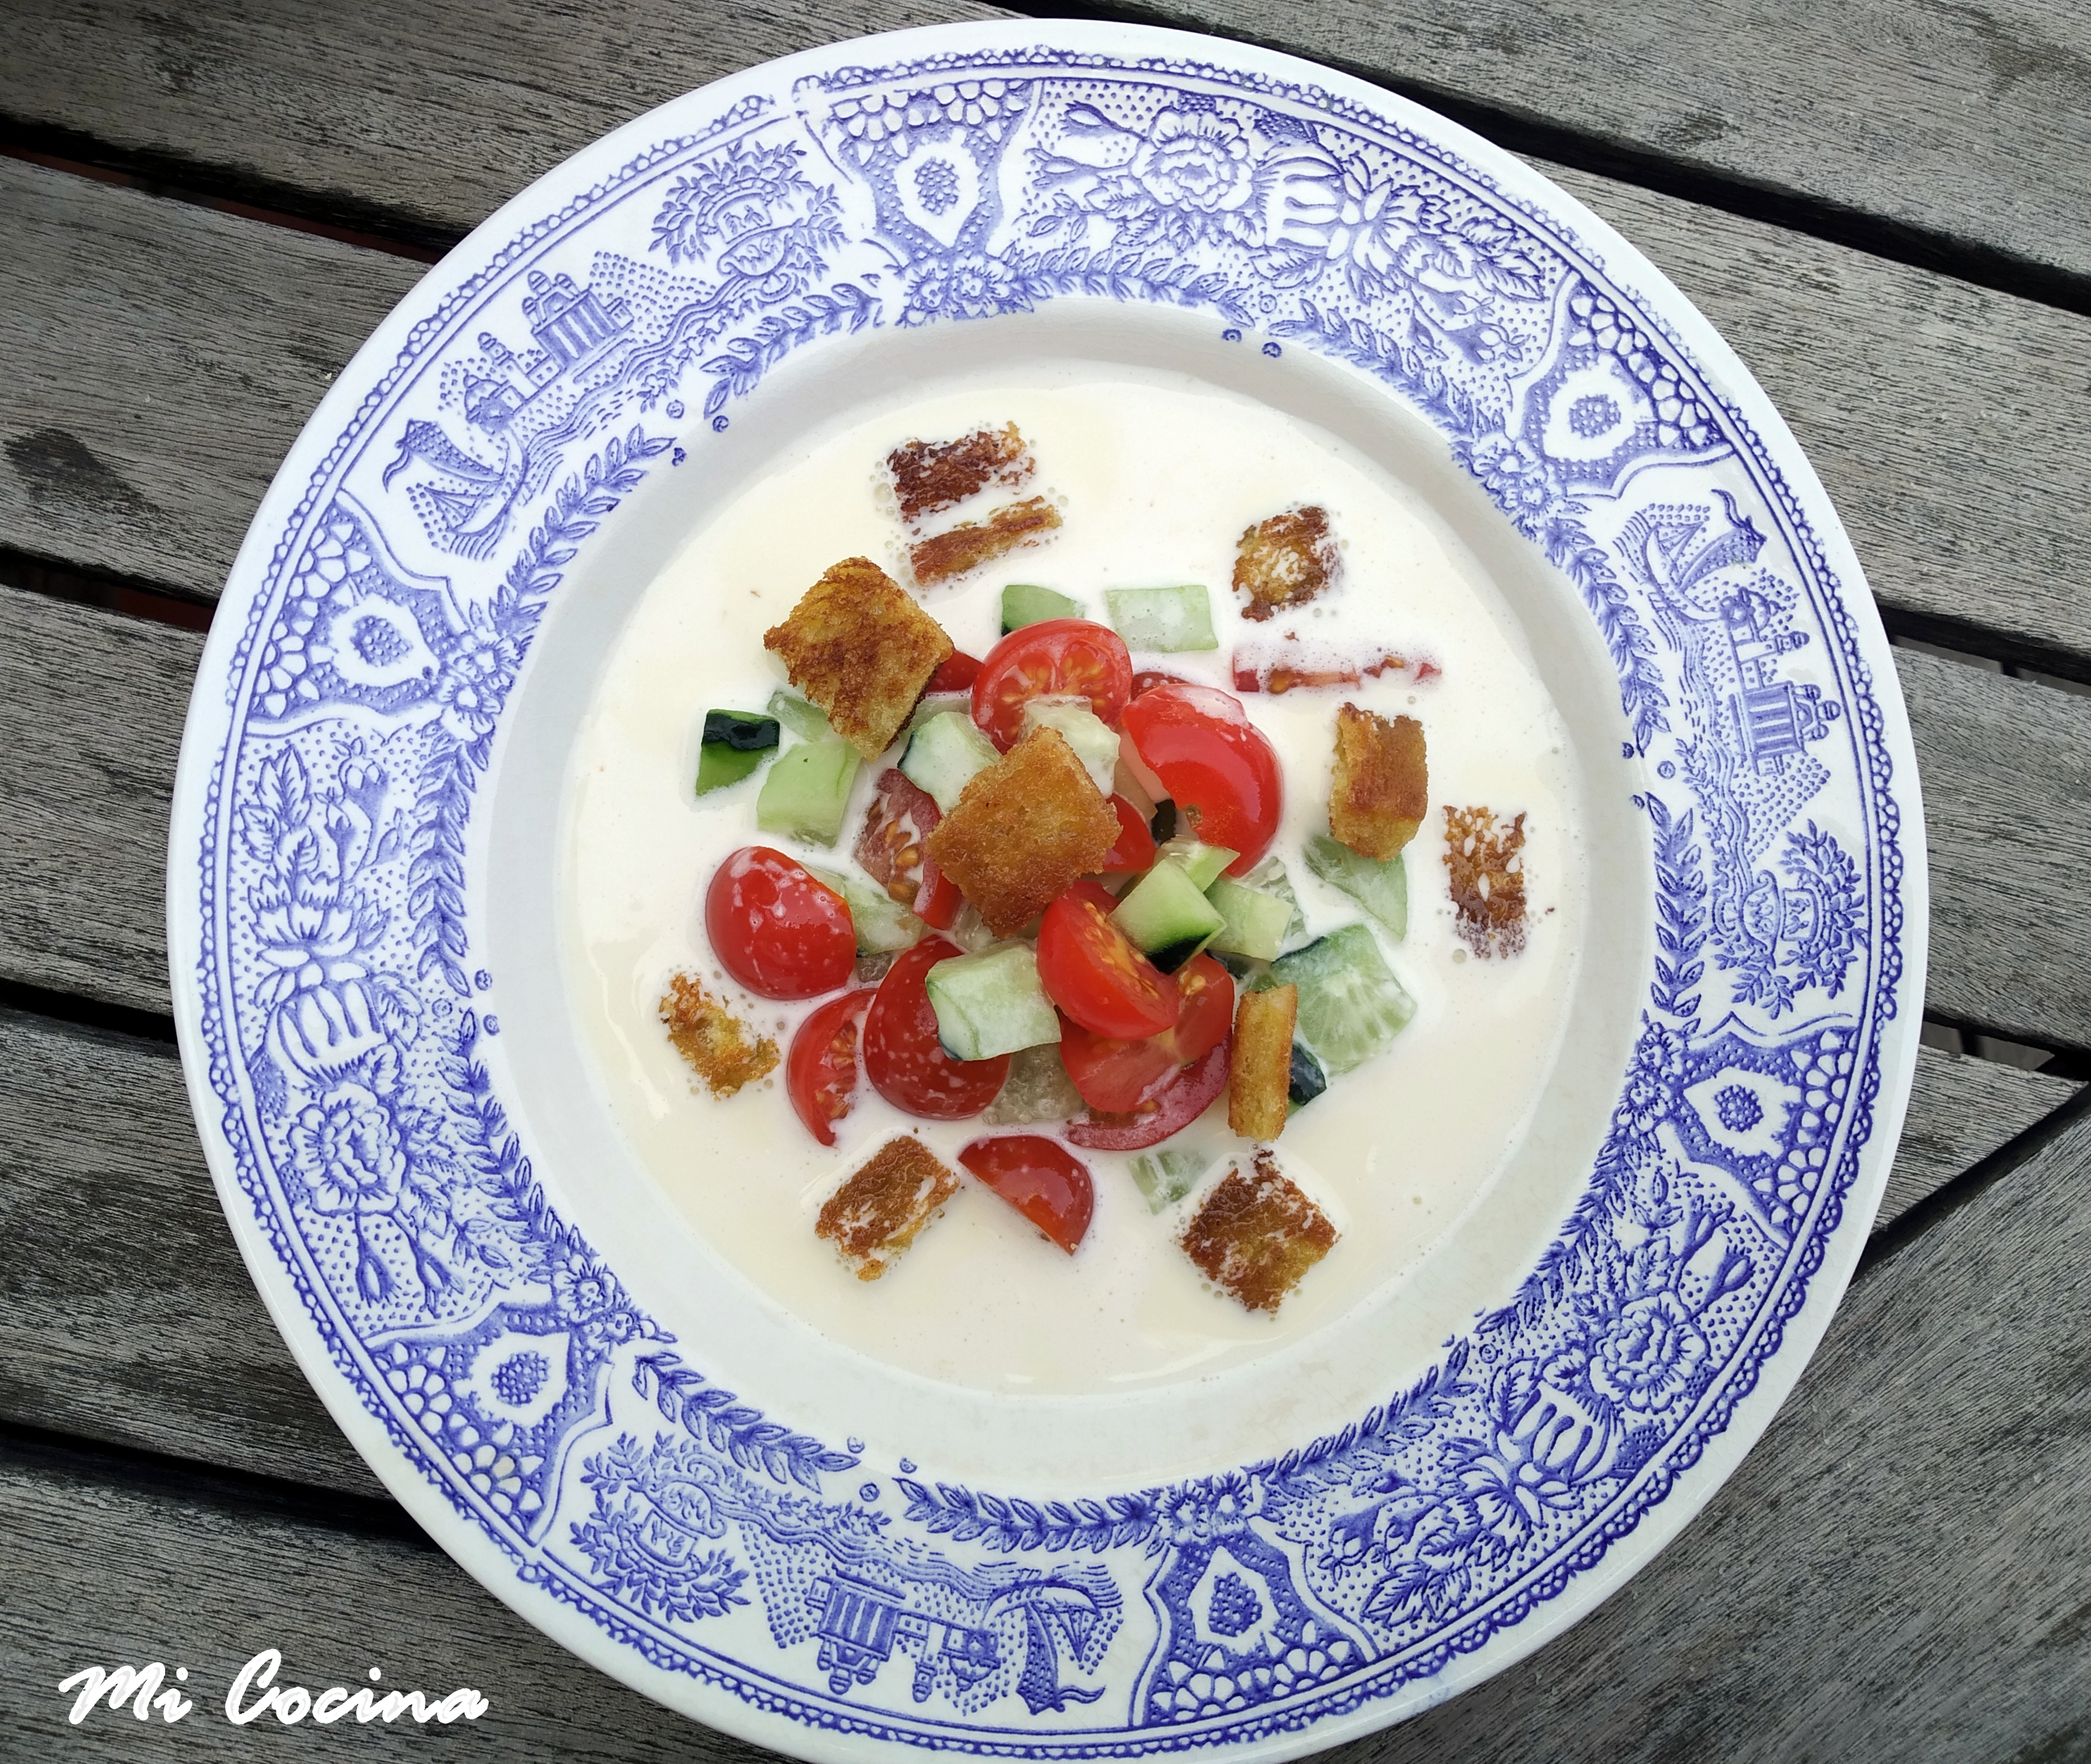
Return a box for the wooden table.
[4,3,2089,1756]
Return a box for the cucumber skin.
[695,743,769,795]
[924,944,1061,1061]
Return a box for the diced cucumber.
[1018,698,1118,796]
[1106,584,1216,653]
[983,1043,1083,1125]
[755,740,860,846]
[1304,834,1409,939]
[1288,1042,1328,1109]
[1129,1147,1211,1213]
[807,868,924,955]
[768,690,835,743]
[695,709,780,795]
[1205,875,1297,962]
[925,943,1061,1061]
[1241,855,1307,952]
[903,692,971,740]
[1001,582,1083,632]
[1272,923,1416,1075]
[1155,836,1238,892]
[900,710,998,811]
[1111,859,1225,973]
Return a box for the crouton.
[924,728,1118,936]
[763,557,953,759]
[659,971,778,1097]
[1228,983,1298,1142]
[888,423,1034,526]
[1180,1150,1337,1313]
[1331,703,1428,861]
[816,1135,960,1281]
[1233,505,1339,621]
[909,496,1062,586]
[1444,805,1528,958]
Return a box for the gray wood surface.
[7,1073,2085,1762]
[1882,1042,2076,1228]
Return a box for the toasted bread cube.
[763,557,953,759]
[1180,1150,1337,1313]
[816,1136,960,1281]
[1233,505,1338,622]
[1444,805,1528,958]
[924,728,1118,936]
[909,496,1062,586]
[1331,703,1428,861]
[1228,983,1298,1142]
[658,971,778,1098]
[888,423,1034,526]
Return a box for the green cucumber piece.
[1205,875,1296,962]
[1018,698,1118,796]
[924,943,1061,1061]
[1288,1042,1328,1109]
[1271,923,1415,1075]
[1241,855,1307,952]
[755,740,860,846]
[1129,1147,1211,1213]
[695,710,781,795]
[900,710,999,812]
[1002,582,1082,632]
[1106,584,1216,653]
[807,868,924,955]
[1304,834,1409,939]
[767,690,835,743]
[1111,860,1225,973]
[983,1042,1083,1125]
[1155,837,1238,892]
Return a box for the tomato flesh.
[957,1135,1095,1254]
[1058,954,1233,1111]
[787,990,870,1147]
[704,847,856,999]
[1037,891,1177,1040]
[971,619,1133,750]
[1065,1038,1231,1151]
[1121,683,1283,875]
[1100,794,1157,874]
[928,650,983,694]
[862,938,1010,1119]
[856,769,960,928]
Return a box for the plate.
[168,20,1925,1758]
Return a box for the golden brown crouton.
[924,728,1118,936]
[763,557,953,759]
[1233,505,1339,622]
[1444,805,1528,958]
[1180,1150,1337,1313]
[1228,984,1298,1142]
[909,496,1062,586]
[888,423,1034,525]
[659,971,778,1097]
[1331,703,1428,861]
[816,1136,960,1281]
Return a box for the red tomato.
[855,769,961,928]
[1058,954,1234,1111]
[971,619,1133,750]
[1037,890,1177,1040]
[1065,1038,1231,1151]
[928,650,983,694]
[1121,683,1283,874]
[1131,669,1193,697]
[957,1135,1095,1254]
[704,847,856,999]
[1100,794,1157,874]
[862,938,1010,1119]
[787,990,870,1147]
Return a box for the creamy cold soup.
[560,370,1586,1395]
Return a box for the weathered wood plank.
[5,1074,2086,1762]
[1883,1041,2076,1228]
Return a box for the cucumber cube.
[1155,837,1238,892]
[807,868,924,955]
[1304,834,1409,939]
[695,709,780,795]
[1002,583,1083,632]
[1272,923,1415,1075]
[900,710,999,812]
[767,690,835,743]
[1129,1147,1211,1213]
[755,740,860,846]
[1205,875,1297,962]
[1112,859,1225,972]
[1018,698,1119,796]
[1106,584,1217,653]
[925,943,1061,1061]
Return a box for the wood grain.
[1882,1041,2076,1228]
[5,1073,2086,1762]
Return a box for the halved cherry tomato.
[1058,954,1234,1111]
[1131,669,1193,698]
[855,769,961,930]
[956,1135,1095,1254]
[1121,683,1282,875]
[704,847,856,999]
[1099,794,1157,874]
[1066,1038,1231,1151]
[928,650,983,694]
[787,990,870,1147]
[1037,890,1177,1040]
[971,619,1133,750]
[862,937,1009,1119]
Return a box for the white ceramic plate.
[169,21,1925,1759]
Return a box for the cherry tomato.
[971,619,1133,750]
[956,1135,1095,1254]
[1131,669,1193,697]
[1066,1038,1231,1151]
[855,769,961,929]
[1037,890,1177,1040]
[704,847,856,999]
[862,938,1010,1119]
[1100,794,1157,874]
[787,990,870,1147]
[1121,683,1283,874]
[928,650,983,694]
[1058,954,1234,1111]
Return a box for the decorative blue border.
[185,33,1905,1754]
